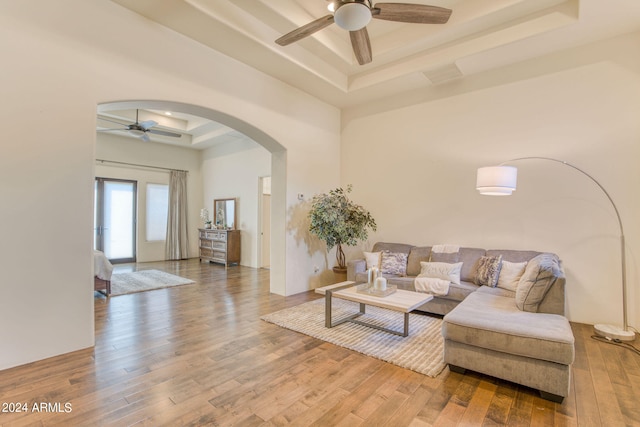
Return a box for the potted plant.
[308,185,377,279]
[200,208,212,229]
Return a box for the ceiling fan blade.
[350,27,372,65]
[276,14,334,46]
[97,128,125,132]
[148,129,182,138]
[98,117,128,126]
[141,133,150,142]
[139,120,157,130]
[373,3,452,24]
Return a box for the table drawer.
[205,230,226,241]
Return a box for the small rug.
[109,270,195,296]
[261,298,445,377]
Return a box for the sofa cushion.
[442,291,574,365]
[406,246,431,276]
[430,251,460,263]
[458,248,486,283]
[516,253,562,312]
[372,242,414,255]
[442,280,479,302]
[487,249,541,263]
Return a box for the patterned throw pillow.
[475,255,503,287]
[380,251,408,276]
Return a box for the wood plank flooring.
[1,259,638,426]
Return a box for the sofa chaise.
[347,242,575,402]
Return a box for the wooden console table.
[198,229,240,267]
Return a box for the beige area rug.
[261,298,446,377]
[110,270,195,296]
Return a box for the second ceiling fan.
[275,1,452,65]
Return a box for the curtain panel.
[165,170,189,260]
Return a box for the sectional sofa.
[347,242,575,402]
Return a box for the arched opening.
[97,100,287,295]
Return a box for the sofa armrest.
[347,259,366,282]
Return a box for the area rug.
[261,298,445,377]
[110,270,195,296]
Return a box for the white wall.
[96,133,203,262]
[342,32,640,329]
[0,1,339,370]
[202,140,270,268]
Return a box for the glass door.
[94,178,137,263]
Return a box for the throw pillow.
[475,255,503,287]
[380,251,408,276]
[364,251,382,270]
[497,260,527,291]
[419,261,463,285]
[516,253,561,312]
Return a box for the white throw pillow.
[364,251,382,270]
[419,261,463,285]
[497,260,527,291]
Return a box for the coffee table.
[315,281,434,337]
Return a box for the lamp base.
[594,323,636,342]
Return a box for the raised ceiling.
[101,0,640,147]
[110,0,640,109]
[97,107,247,150]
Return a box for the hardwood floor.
[1,259,638,426]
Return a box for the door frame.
[94,177,138,264]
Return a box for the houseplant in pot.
[308,185,377,281]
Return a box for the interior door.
[94,178,137,263]
[259,176,271,269]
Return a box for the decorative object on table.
[358,267,395,296]
[356,282,397,297]
[308,184,377,279]
[200,208,212,229]
[367,266,380,286]
[214,198,237,229]
[477,156,634,342]
[261,298,445,377]
[374,274,388,291]
[109,270,195,296]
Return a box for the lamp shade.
[334,2,372,31]
[476,166,518,195]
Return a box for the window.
[146,183,169,241]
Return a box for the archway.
[97,100,287,295]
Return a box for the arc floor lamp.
[476,157,635,342]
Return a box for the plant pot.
[332,266,348,283]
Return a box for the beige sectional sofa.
[347,242,575,402]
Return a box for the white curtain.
[165,170,189,260]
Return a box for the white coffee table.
[315,281,434,337]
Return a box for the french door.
[94,178,137,263]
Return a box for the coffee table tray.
[356,283,397,297]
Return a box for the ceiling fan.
[275,1,452,65]
[98,109,181,142]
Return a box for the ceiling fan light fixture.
[334,2,372,31]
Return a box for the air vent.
[423,63,463,85]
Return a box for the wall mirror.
[214,198,237,229]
